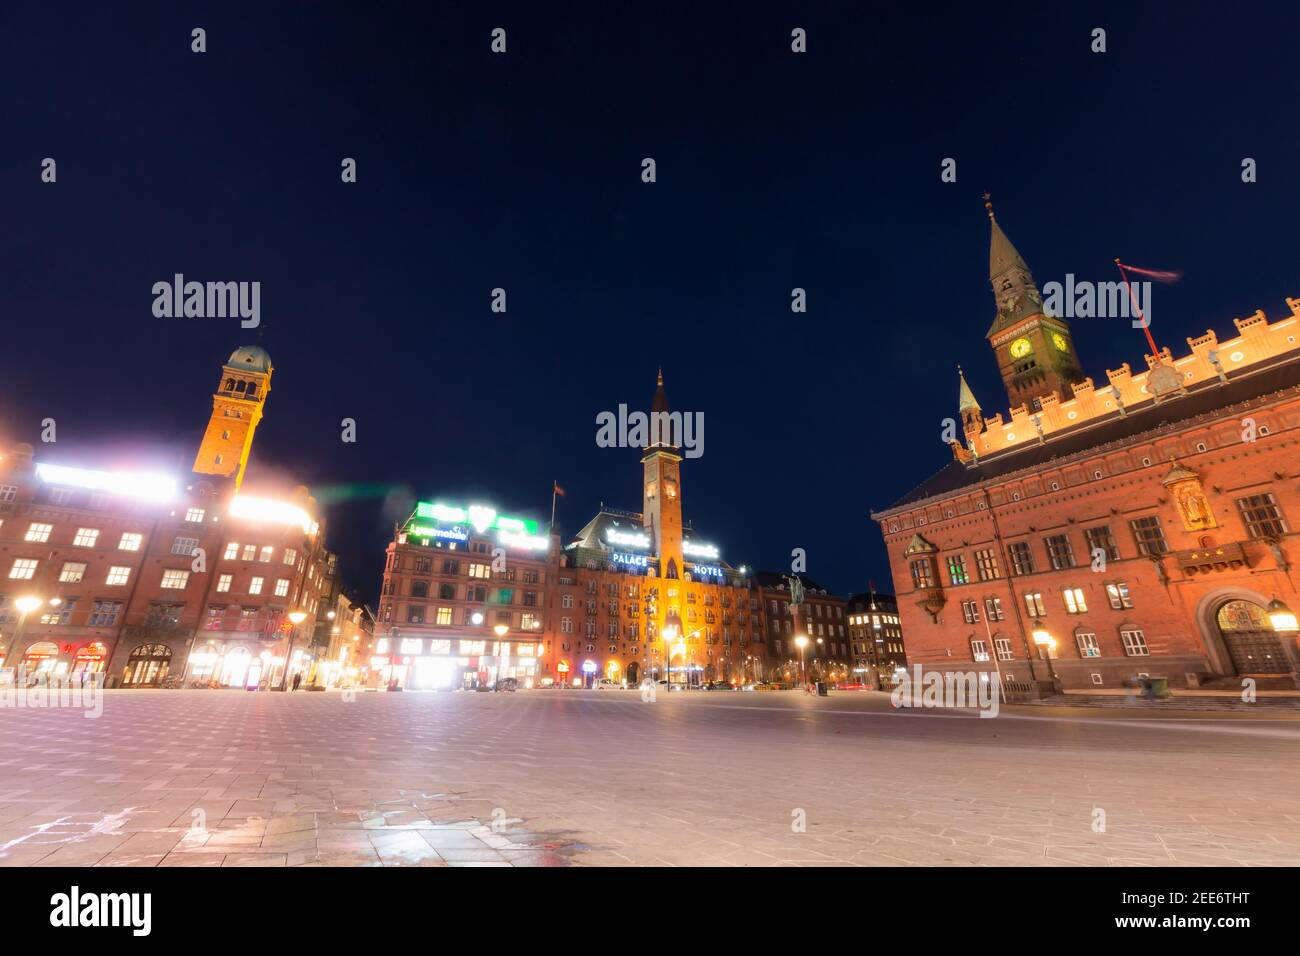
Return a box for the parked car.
[702,680,736,691]
[493,678,519,692]
[594,678,621,690]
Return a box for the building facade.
[845,591,907,687]
[871,205,1300,693]
[752,572,850,685]
[0,346,334,688]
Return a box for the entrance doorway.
[1216,600,1289,675]
[122,643,173,686]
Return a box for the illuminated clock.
[1052,332,1069,352]
[1009,337,1032,359]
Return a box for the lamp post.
[279,610,308,690]
[5,596,44,675]
[1032,628,1060,688]
[663,610,683,690]
[794,635,809,687]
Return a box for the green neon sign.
[414,501,538,535]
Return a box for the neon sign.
[498,530,549,550]
[682,539,719,559]
[415,502,538,535]
[606,529,650,549]
[408,524,469,542]
[690,564,724,579]
[35,463,178,503]
[612,551,648,568]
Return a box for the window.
[259,546,274,563]
[1129,516,1168,556]
[1008,541,1035,575]
[241,544,257,561]
[438,583,455,600]
[1062,587,1087,613]
[223,542,240,560]
[1105,582,1133,610]
[0,484,16,502]
[106,566,131,586]
[9,559,38,580]
[994,637,1013,661]
[1083,525,1120,563]
[73,527,100,547]
[25,523,53,543]
[118,532,143,551]
[436,607,453,625]
[40,601,75,625]
[909,559,935,589]
[947,554,970,585]
[1120,628,1149,656]
[248,576,264,595]
[283,548,297,565]
[274,578,290,597]
[216,574,232,592]
[59,562,87,583]
[1023,592,1046,617]
[87,600,123,626]
[521,612,539,630]
[468,563,490,579]
[974,548,1000,581]
[1237,493,1287,538]
[161,569,190,589]
[561,593,574,608]
[1044,534,1075,570]
[1076,632,1100,658]
[960,600,981,624]
[970,639,990,662]
[172,536,199,556]
[185,508,206,523]
[983,597,1005,621]
[561,617,573,634]
[407,606,425,624]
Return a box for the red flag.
[553,482,566,497]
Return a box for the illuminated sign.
[581,660,598,674]
[35,463,178,503]
[606,529,650,549]
[690,564,724,580]
[611,551,648,568]
[498,529,549,551]
[408,524,469,542]
[230,495,315,534]
[682,539,719,559]
[415,502,538,535]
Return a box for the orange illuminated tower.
[642,369,683,580]
[193,346,273,490]
[984,197,1082,410]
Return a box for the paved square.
[2,688,1299,866]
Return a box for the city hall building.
[0,346,335,688]
[872,204,1300,693]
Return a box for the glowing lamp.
[35,463,178,503]
[794,635,809,650]
[471,612,484,626]
[1267,597,1299,634]
[15,596,43,614]
[288,611,308,625]
[494,624,509,636]
[229,495,314,533]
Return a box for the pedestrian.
[292,671,302,692]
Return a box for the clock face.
[1009,337,1032,359]
[1052,332,1068,352]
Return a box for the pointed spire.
[650,368,670,416]
[984,197,1046,337]
[985,192,1031,282]
[957,365,980,412]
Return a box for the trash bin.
[816,681,828,696]
[1148,677,1170,699]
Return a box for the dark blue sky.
[2,1,1297,601]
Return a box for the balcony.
[1175,542,1251,576]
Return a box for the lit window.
[1023,592,1046,617]
[73,527,100,548]
[106,566,131,586]
[970,639,990,662]
[1076,632,1100,658]
[1120,628,1149,657]
[9,558,38,580]
[161,569,190,589]
[259,546,274,563]
[172,536,200,556]
[437,607,453,625]
[185,508,206,523]
[25,523,53,543]
[1063,588,1088,613]
[274,578,289,597]
[224,542,240,560]
[946,554,970,586]
[283,548,297,565]
[249,576,264,595]
[1105,582,1133,610]
[241,544,257,561]
[119,532,143,551]
[994,638,1013,661]
[59,561,87,583]
[216,574,232,593]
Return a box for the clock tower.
[983,197,1082,410]
[642,369,684,581]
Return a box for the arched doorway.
[23,641,61,677]
[1216,600,1289,675]
[122,643,173,687]
[72,642,108,678]
[220,647,251,687]
[626,661,639,684]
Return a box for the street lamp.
[1032,628,1060,685]
[279,609,308,690]
[1267,597,1299,634]
[4,596,44,670]
[794,635,809,687]
[663,610,683,689]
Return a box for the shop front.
[374,636,543,690]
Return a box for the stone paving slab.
[1,688,1299,866]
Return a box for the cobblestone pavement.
[2,688,1299,866]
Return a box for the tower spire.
[958,365,983,435]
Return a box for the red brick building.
[0,346,334,688]
[872,207,1300,693]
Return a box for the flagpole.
[1115,258,1161,357]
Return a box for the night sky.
[3,2,1297,602]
